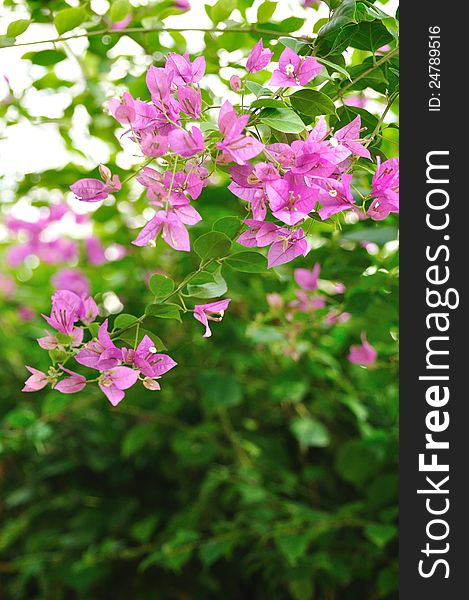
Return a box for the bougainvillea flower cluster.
[24,288,177,406]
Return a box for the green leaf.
[278,36,308,53]
[342,226,398,245]
[317,0,357,39]
[275,533,310,566]
[211,0,233,24]
[290,90,336,118]
[290,417,330,449]
[364,524,397,548]
[225,251,268,273]
[113,313,139,330]
[350,21,394,52]
[251,99,286,110]
[110,0,131,23]
[6,19,30,38]
[212,216,241,238]
[245,81,272,98]
[122,424,155,457]
[22,49,67,66]
[145,303,182,321]
[194,231,232,261]
[197,371,242,412]
[186,269,227,299]
[54,7,86,35]
[336,440,381,486]
[149,274,174,299]
[260,108,306,134]
[257,1,277,22]
[33,73,74,90]
[316,56,351,80]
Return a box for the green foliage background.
[0,0,399,598]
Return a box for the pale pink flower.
[294,264,320,291]
[270,48,323,87]
[193,299,231,337]
[55,365,86,394]
[22,366,49,392]
[348,332,377,366]
[246,39,273,73]
[98,367,139,406]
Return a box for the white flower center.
[330,137,339,148]
[285,63,295,75]
[149,346,157,354]
[329,189,338,197]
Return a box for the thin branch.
[1,26,313,50]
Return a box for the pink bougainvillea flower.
[169,126,205,157]
[228,163,268,221]
[246,39,273,73]
[133,210,190,251]
[315,173,356,220]
[367,157,399,220]
[217,101,264,165]
[133,336,177,378]
[165,52,206,86]
[230,75,242,92]
[270,48,323,87]
[265,175,316,225]
[146,65,173,105]
[75,319,122,371]
[178,86,202,119]
[348,332,377,366]
[289,290,326,313]
[330,116,371,160]
[78,295,99,325]
[0,274,15,298]
[267,228,310,268]
[193,299,231,338]
[237,219,279,248]
[344,95,367,109]
[70,178,108,202]
[294,263,321,291]
[140,132,169,158]
[55,365,87,394]
[142,377,162,390]
[71,168,121,203]
[85,236,107,266]
[98,367,139,406]
[265,143,296,168]
[324,309,350,325]
[22,366,49,392]
[174,0,191,10]
[18,306,35,321]
[42,290,82,335]
[108,92,136,124]
[52,269,90,296]
[38,327,84,350]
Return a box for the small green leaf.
[275,533,310,567]
[342,226,398,245]
[257,1,277,22]
[290,90,337,118]
[145,303,182,322]
[278,36,308,54]
[260,108,306,134]
[110,0,131,23]
[316,56,351,80]
[6,19,30,38]
[22,49,67,66]
[211,0,233,24]
[149,274,174,299]
[212,216,241,238]
[114,313,139,330]
[194,232,232,261]
[225,251,268,273]
[187,269,227,299]
[290,417,330,449]
[350,21,394,53]
[245,81,272,98]
[251,99,287,110]
[54,7,86,35]
[364,524,397,548]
